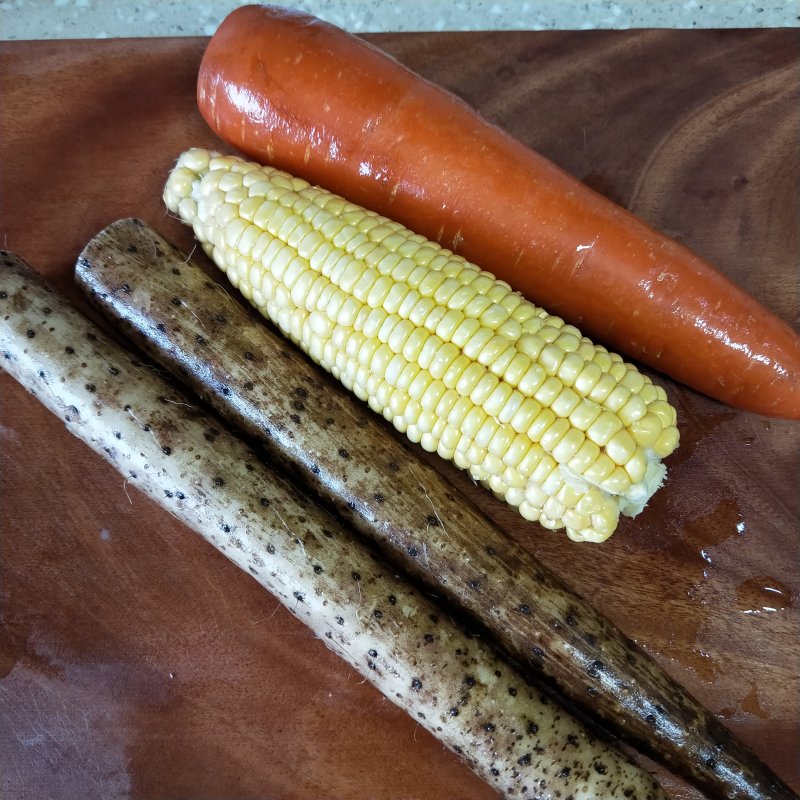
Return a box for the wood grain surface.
[1,29,798,800]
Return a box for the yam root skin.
[196,4,800,419]
[0,248,672,800]
[74,220,799,800]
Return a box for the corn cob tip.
[164,148,679,542]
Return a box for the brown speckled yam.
[76,218,798,800]
[0,253,665,800]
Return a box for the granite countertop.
[2,0,798,39]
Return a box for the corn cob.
[164,148,680,542]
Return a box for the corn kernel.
[586,410,624,447]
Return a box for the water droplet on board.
[688,648,721,683]
[740,684,768,719]
[735,577,792,614]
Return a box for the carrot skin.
[197,4,800,419]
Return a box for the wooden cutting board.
[0,29,798,800]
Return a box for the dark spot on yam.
[587,659,604,677]
[214,477,224,487]
[468,579,481,589]
[338,448,350,459]
[244,381,254,390]
[508,687,517,696]
[484,722,496,732]
[26,329,35,339]
[313,564,322,574]
[373,609,383,619]
[222,386,231,396]
[705,757,718,769]
[367,661,376,670]
[171,266,180,275]
[532,646,545,659]
[0,292,6,299]
[559,766,571,778]
[584,632,597,647]
[593,762,607,775]
[121,283,131,294]
[567,734,578,747]
[196,335,206,345]
[527,720,539,735]
[426,515,439,527]
[368,649,378,658]
[490,768,500,777]
[162,446,172,455]
[518,754,532,766]
[356,417,367,428]
[293,591,304,603]
[215,313,227,324]
[266,544,276,554]
[127,244,138,253]
[171,297,182,306]
[449,707,459,717]
[565,613,576,626]
[465,675,475,687]
[325,417,335,425]
[85,383,96,393]
[408,546,419,558]
[336,616,344,626]
[645,713,656,726]
[42,306,52,314]
[351,571,361,582]
[222,524,230,533]
[518,604,531,615]
[176,492,185,500]
[495,670,501,678]
[108,365,119,375]
[65,346,74,354]
[310,464,320,474]
[289,413,300,423]
[164,490,174,498]
[387,594,396,605]
[486,546,496,556]
[388,461,399,471]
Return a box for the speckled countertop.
[2,0,798,39]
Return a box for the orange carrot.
[196,4,800,419]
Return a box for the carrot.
[196,4,800,420]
